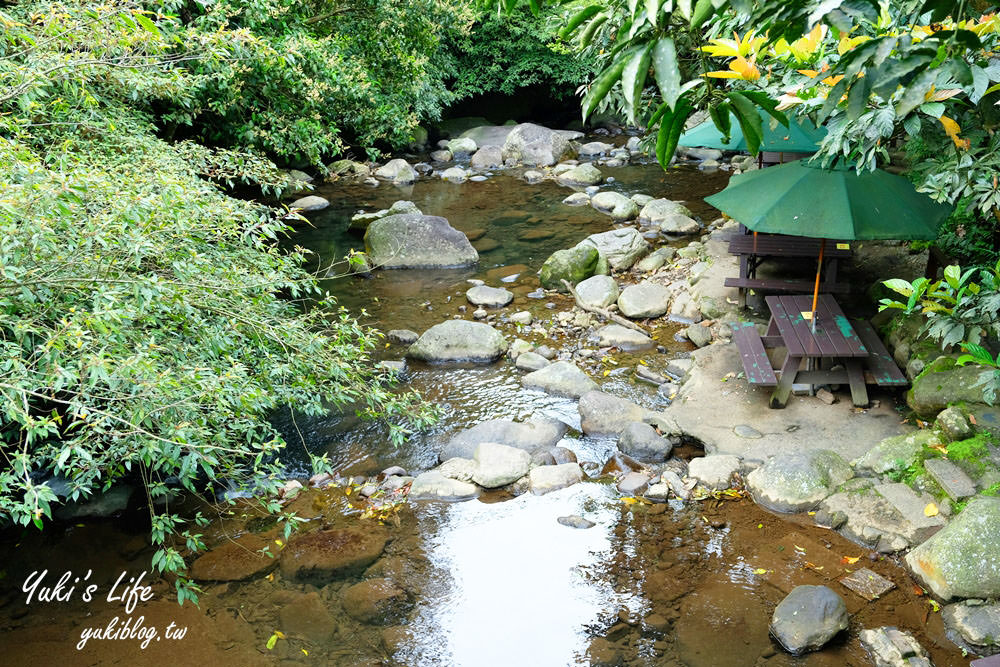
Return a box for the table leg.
[845,359,869,407]
[770,354,802,409]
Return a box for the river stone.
[374,158,418,184]
[618,422,673,462]
[472,442,532,488]
[686,324,712,348]
[522,170,545,183]
[936,406,973,441]
[618,282,670,319]
[908,359,989,418]
[349,200,422,230]
[191,533,276,582]
[688,455,741,491]
[558,515,596,529]
[515,351,549,372]
[577,228,649,270]
[558,163,603,186]
[678,146,723,161]
[521,361,598,399]
[289,195,330,212]
[56,484,132,518]
[591,324,655,351]
[329,159,370,178]
[279,592,336,641]
[852,429,941,476]
[510,311,532,325]
[942,600,1000,655]
[502,123,574,166]
[407,320,506,363]
[365,214,477,269]
[436,457,477,482]
[440,167,467,183]
[465,285,513,308]
[574,274,619,309]
[529,463,584,495]
[638,198,693,224]
[409,470,479,501]
[618,472,650,496]
[539,244,601,290]
[817,480,942,553]
[635,247,676,272]
[387,329,419,345]
[579,390,675,437]
[470,145,503,169]
[905,496,1000,600]
[746,450,853,513]
[578,141,614,155]
[590,191,640,222]
[563,192,591,207]
[770,585,848,655]
[430,149,452,162]
[341,578,408,625]
[280,528,387,581]
[859,627,933,667]
[441,417,568,461]
[924,458,977,500]
[447,136,477,157]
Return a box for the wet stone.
[279,528,388,581]
[190,533,276,582]
[942,600,1000,655]
[839,567,896,601]
[514,351,549,372]
[387,329,418,345]
[733,424,762,439]
[617,472,650,496]
[770,585,848,655]
[859,627,933,667]
[557,515,596,529]
[279,591,336,641]
[529,462,584,495]
[341,578,409,625]
[466,285,514,308]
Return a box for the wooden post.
[811,239,826,333]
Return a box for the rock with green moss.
[908,356,987,418]
[539,245,600,291]
[905,496,1000,600]
[852,430,942,477]
[746,450,854,513]
[936,406,973,441]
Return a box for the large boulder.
[374,158,418,184]
[557,163,603,186]
[590,324,655,351]
[472,442,532,488]
[575,275,619,309]
[407,320,506,363]
[280,528,387,581]
[470,145,503,169]
[745,450,853,513]
[617,282,670,319]
[577,228,650,270]
[365,214,478,269]
[852,430,942,476]
[521,361,598,399]
[409,470,479,500]
[578,390,675,436]
[590,191,639,222]
[501,123,574,166]
[905,497,1000,600]
[539,245,601,290]
[770,586,848,655]
[618,422,673,462]
[441,417,568,461]
[447,137,477,157]
[908,358,989,418]
[458,124,515,147]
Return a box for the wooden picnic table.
[731,294,906,408]
[725,233,853,305]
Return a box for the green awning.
[680,110,826,153]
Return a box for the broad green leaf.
[136,14,161,38]
[652,37,681,110]
[622,43,655,125]
[944,264,961,289]
[690,0,714,27]
[645,0,664,26]
[919,102,945,118]
[728,91,763,155]
[882,278,914,296]
[560,5,604,39]
[579,14,608,48]
[583,58,629,122]
[895,69,937,118]
[676,0,693,19]
[846,76,869,121]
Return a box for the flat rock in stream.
[618,422,673,462]
[406,320,507,363]
[465,285,513,308]
[687,455,741,490]
[579,390,677,437]
[558,515,596,529]
[341,579,409,625]
[289,195,330,212]
[408,470,479,501]
[590,191,639,222]
[521,361,597,399]
[577,228,649,270]
[472,442,532,488]
[942,600,1000,656]
[590,324,654,351]
[440,417,568,461]
[859,627,933,667]
[365,214,478,269]
[617,282,670,319]
[746,450,853,513]
[529,463,584,495]
[574,274,619,309]
[280,528,388,581]
[191,534,276,582]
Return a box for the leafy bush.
[957,343,1000,406]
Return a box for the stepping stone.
[875,482,945,539]
[924,458,977,500]
[840,567,896,601]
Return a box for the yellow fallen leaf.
[274,631,286,639]
[841,555,861,565]
[757,523,763,529]
[275,538,283,547]
[301,649,309,656]
[621,497,638,504]
[924,502,939,517]
[794,544,806,552]
[754,568,768,574]
[345,487,353,496]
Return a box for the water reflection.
[399,484,632,666]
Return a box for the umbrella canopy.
[680,109,826,153]
[704,160,951,240]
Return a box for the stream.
[0,149,970,666]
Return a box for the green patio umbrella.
[704,160,952,325]
[680,109,826,153]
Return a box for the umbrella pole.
[811,239,825,333]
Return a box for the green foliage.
[0,0,440,604]
[450,8,592,100]
[878,260,1000,349]
[946,432,994,472]
[931,198,1000,267]
[957,342,1000,405]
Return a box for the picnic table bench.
[730,294,906,408]
[725,233,853,305]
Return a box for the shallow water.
[0,154,970,666]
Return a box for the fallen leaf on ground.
[924,502,939,517]
[841,555,861,565]
[754,568,768,575]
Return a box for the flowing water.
[0,153,970,666]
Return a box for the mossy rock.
[908,356,988,419]
[853,429,943,477]
[539,245,600,291]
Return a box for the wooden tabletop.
[765,294,868,358]
[727,234,854,258]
